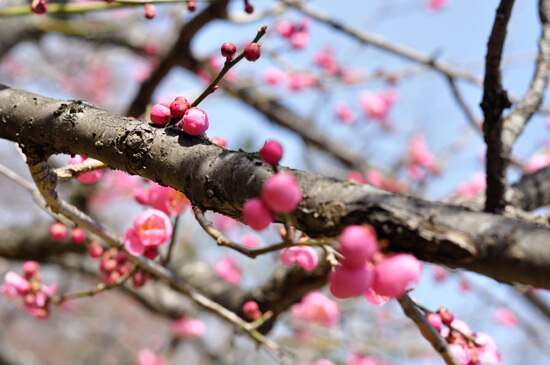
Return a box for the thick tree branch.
[481,0,515,213]
[2,86,550,289]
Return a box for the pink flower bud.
[280,246,318,271]
[426,313,442,331]
[241,234,260,248]
[243,301,261,320]
[242,198,273,231]
[437,307,454,326]
[50,222,68,241]
[339,225,378,268]
[276,20,294,38]
[144,245,159,259]
[23,261,40,279]
[169,97,190,118]
[290,31,309,49]
[31,0,47,14]
[187,1,196,12]
[261,173,302,213]
[144,3,156,19]
[181,107,209,136]
[244,43,261,62]
[329,264,374,299]
[88,240,103,258]
[71,227,86,245]
[221,42,237,60]
[171,317,206,338]
[259,140,283,165]
[210,136,227,147]
[372,254,422,297]
[150,104,172,125]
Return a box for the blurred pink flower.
[288,73,315,91]
[425,0,449,12]
[525,153,550,173]
[290,31,310,49]
[280,246,318,271]
[359,89,398,121]
[136,349,167,365]
[214,257,241,284]
[171,317,206,338]
[457,173,486,197]
[241,234,260,248]
[298,361,335,365]
[448,343,471,365]
[291,291,339,327]
[347,353,392,365]
[68,155,103,184]
[263,67,287,85]
[363,288,390,306]
[472,332,502,364]
[372,254,422,298]
[493,307,518,327]
[335,101,356,124]
[348,170,365,184]
[432,265,448,282]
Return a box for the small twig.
[163,215,181,266]
[55,161,108,183]
[397,294,460,365]
[191,205,294,258]
[189,26,267,108]
[50,267,136,304]
[446,76,482,134]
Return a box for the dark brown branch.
[397,295,460,365]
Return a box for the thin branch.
[446,76,482,134]
[397,294,460,365]
[55,161,108,183]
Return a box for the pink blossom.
[243,198,274,231]
[365,170,384,188]
[289,73,315,91]
[88,240,103,258]
[263,67,287,85]
[457,173,486,197]
[210,136,227,147]
[261,173,303,213]
[68,155,103,184]
[314,47,339,75]
[144,3,156,19]
[1,272,30,299]
[335,101,355,124]
[339,225,378,268]
[290,31,310,49]
[181,107,209,135]
[348,170,365,184]
[432,265,448,282]
[71,227,86,244]
[50,222,68,241]
[291,291,339,327]
[425,0,449,12]
[426,313,443,332]
[137,182,189,216]
[243,301,262,320]
[364,288,390,306]
[212,213,239,233]
[280,246,318,271]
[408,133,436,170]
[472,332,502,364]
[448,343,471,365]
[124,209,173,256]
[493,307,518,327]
[276,20,295,38]
[359,89,398,121]
[448,319,473,337]
[241,234,260,248]
[171,317,206,338]
[347,353,393,365]
[260,140,284,165]
[372,254,422,297]
[214,257,241,284]
[150,104,171,125]
[329,264,374,299]
[525,153,550,173]
[136,349,167,365]
[169,96,190,118]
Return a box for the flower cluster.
[275,18,311,49]
[427,309,502,365]
[359,89,399,125]
[149,97,209,136]
[291,291,339,327]
[134,181,190,217]
[242,173,303,231]
[407,133,438,181]
[214,257,241,285]
[99,248,134,284]
[329,225,421,301]
[124,209,173,257]
[68,155,103,184]
[1,261,57,320]
[49,222,87,244]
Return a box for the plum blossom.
[214,257,241,284]
[134,181,190,216]
[291,291,339,327]
[525,152,550,173]
[171,317,206,338]
[493,307,518,327]
[347,353,393,365]
[339,225,378,268]
[263,67,287,85]
[136,349,167,365]
[280,246,318,271]
[425,0,449,12]
[335,101,356,124]
[358,89,398,121]
[329,264,374,299]
[261,173,303,213]
[372,254,422,297]
[124,209,173,256]
[457,173,486,197]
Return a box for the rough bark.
[2,85,550,290]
